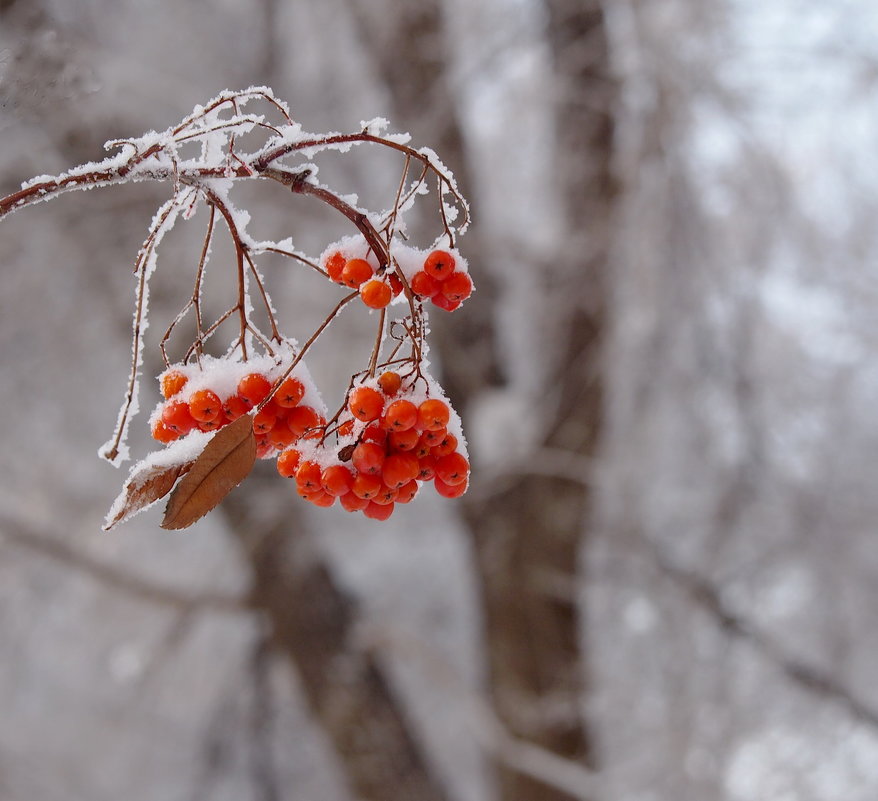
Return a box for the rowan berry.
[388,428,420,452]
[276,448,301,478]
[275,376,305,408]
[160,370,188,399]
[360,279,392,309]
[325,250,346,283]
[223,394,250,421]
[253,404,277,435]
[198,418,224,433]
[348,386,384,422]
[362,425,387,444]
[396,480,419,504]
[410,270,440,298]
[302,414,326,440]
[306,490,336,508]
[434,452,470,485]
[340,492,370,512]
[188,389,222,422]
[351,472,382,500]
[434,477,468,498]
[337,419,355,437]
[420,427,446,446]
[352,441,385,475]
[388,273,403,296]
[162,400,196,434]
[268,421,296,448]
[286,405,320,437]
[151,418,178,443]
[424,249,455,280]
[431,433,458,458]
[363,500,395,521]
[321,465,355,497]
[382,452,419,488]
[384,399,418,431]
[431,293,462,312]
[377,371,402,396]
[238,373,271,406]
[441,271,473,303]
[341,258,374,288]
[295,461,322,492]
[417,399,450,431]
[372,484,399,506]
[256,439,274,459]
[417,455,437,481]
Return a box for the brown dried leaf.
[104,461,193,531]
[161,414,256,530]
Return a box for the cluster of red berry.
[277,371,470,520]
[151,362,325,460]
[321,243,473,312]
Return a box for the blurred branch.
[0,514,246,613]
[641,536,878,730]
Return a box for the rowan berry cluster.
[276,371,469,520]
[150,350,326,460]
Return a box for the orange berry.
[198,417,225,433]
[306,490,336,508]
[286,405,320,437]
[417,399,450,431]
[325,250,346,282]
[302,414,326,440]
[431,432,458,458]
[420,427,446,446]
[424,249,456,280]
[275,376,305,408]
[295,461,322,492]
[351,472,383,500]
[238,373,271,406]
[396,480,419,504]
[388,273,403,296]
[348,386,384,422]
[352,441,385,475]
[188,389,222,422]
[442,271,473,303]
[363,501,395,521]
[223,394,250,421]
[377,371,402,396]
[341,258,374,288]
[388,428,420,452]
[253,403,278,434]
[384,399,418,431]
[435,452,469,485]
[276,449,301,478]
[435,477,468,498]
[337,419,355,437]
[410,270,439,298]
[321,465,355,497]
[268,421,296,448]
[162,400,196,434]
[160,370,188,399]
[340,492,370,512]
[432,293,462,312]
[382,452,419,488]
[372,484,399,505]
[417,455,437,481]
[362,425,387,445]
[360,279,392,309]
[151,418,178,443]
[256,438,274,459]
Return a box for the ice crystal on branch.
[0,87,473,528]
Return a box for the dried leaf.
[104,461,193,531]
[161,414,256,530]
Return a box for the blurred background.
[2,1,878,799]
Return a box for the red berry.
[238,373,272,406]
[295,461,322,492]
[434,452,469,485]
[410,270,440,298]
[382,452,419,488]
[431,293,462,312]
[442,271,473,303]
[360,279,392,309]
[268,421,296,448]
[378,371,402,395]
[223,394,250,421]
[341,258,374,288]
[188,389,222,422]
[435,477,468,498]
[151,418,178,443]
[160,370,188,399]
[349,386,384,422]
[362,425,387,445]
[198,417,225,433]
[431,433,458,458]
[417,399,450,431]
[325,250,346,283]
[337,419,355,437]
[420,428,446,446]
[253,404,277,435]
[275,377,305,408]
[388,428,420,452]
[388,273,403,297]
[424,249,456,280]
[417,455,437,481]
[352,441,385,475]
[321,465,355,497]
[352,473,382,500]
[162,400,196,434]
[363,501,395,521]
[396,480,419,504]
[340,492,370,512]
[276,449,301,478]
[371,484,399,505]
[286,405,320,437]
[306,490,336,508]
[384,399,418,431]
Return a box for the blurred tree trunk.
[346,1,617,798]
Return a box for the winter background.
[1,1,877,800]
